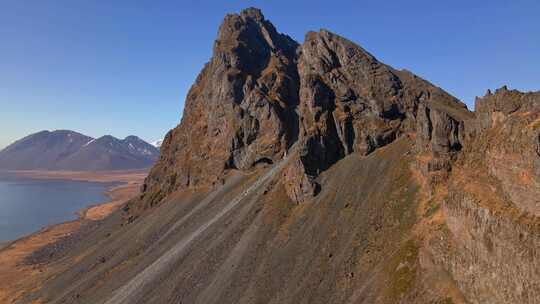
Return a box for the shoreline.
[0,169,147,303]
[6,169,148,183]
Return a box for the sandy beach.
[0,170,146,304]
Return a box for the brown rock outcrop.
[422,87,540,304]
[285,30,473,202]
[137,9,474,206]
[441,190,540,304]
[139,8,300,208]
[133,8,477,207]
[463,88,540,215]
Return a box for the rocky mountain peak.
[280,28,473,202]
[139,8,301,207]
[475,85,539,114]
[139,7,473,208]
[124,135,142,141]
[215,7,297,74]
[239,7,264,20]
[301,29,381,75]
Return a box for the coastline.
[8,169,148,184]
[0,169,147,303]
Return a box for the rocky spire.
[137,7,300,209]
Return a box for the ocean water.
[0,174,115,242]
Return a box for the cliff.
[137,7,472,208]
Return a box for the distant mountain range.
[0,130,160,171]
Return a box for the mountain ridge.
[137,7,473,208]
[0,130,159,171]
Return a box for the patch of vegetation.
[437,222,452,237]
[432,297,454,304]
[424,199,440,218]
[386,239,419,302]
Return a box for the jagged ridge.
[138,7,472,208]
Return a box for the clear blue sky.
[1,1,539,149]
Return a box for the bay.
[0,173,115,242]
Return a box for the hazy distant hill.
[151,139,163,148]
[0,130,159,171]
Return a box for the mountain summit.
[140,7,472,206]
[25,8,540,304]
[0,130,159,171]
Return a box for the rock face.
[418,87,540,304]
[140,8,299,205]
[440,190,540,304]
[140,8,473,206]
[286,30,472,202]
[0,130,159,171]
[466,88,540,215]
[25,8,540,304]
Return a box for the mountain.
[0,130,159,171]
[151,139,163,148]
[25,8,540,304]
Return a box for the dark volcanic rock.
[475,85,538,114]
[462,87,540,216]
[284,30,473,202]
[140,8,300,206]
[423,87,540,303]
[141,15,473,206]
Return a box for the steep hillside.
[0,131,159,171]
[18,8,540,304]
[425,87,540,303]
